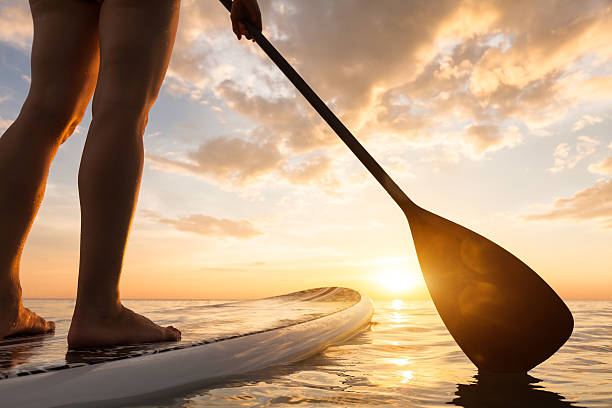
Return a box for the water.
[15,299,612,407]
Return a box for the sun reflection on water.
[401,370,414,383]
[389,300,408,326]
[387,358,411,366]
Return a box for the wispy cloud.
[145,211,262,239]
[548,136,600,173]
[0,4,32,49]
[567,75,612,101]
[524,178,612,228]
[280,154,339,191]
[589,157,612,176]
[572,115,603,132]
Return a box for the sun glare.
[391,299,404,310]
[378,268,421,293]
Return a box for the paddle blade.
[405,206,573,373]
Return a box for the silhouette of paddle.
[219,0,573,373]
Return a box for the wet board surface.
[0,287,373,408]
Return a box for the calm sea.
[17,299,612,407]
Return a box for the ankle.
[73,298,123,322]
[0,276,22,304]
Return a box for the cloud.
[566,75,612,102]
[463,124,522,155]
[145,210,262,238]
[378,1,610,129]
[548,136,600,173]
[469,6,612,96]
[572,115,603,132]
[589,157,612,175]
[214,79,334,152]
[280,154,339,191]
[147,132,338,189]
[165,0,228,89]
[550,143,571,173]
[148,77,341,190]
[9,0,609,156]
[148,136,284,184]
[162,214,262,238]
[365,89,432,142]
[266,1,464,114]
[524,178,612,228]
[154,0,612,186]
[0,4,32,49]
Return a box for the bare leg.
[0,0,100,339]
[68,0,181,348]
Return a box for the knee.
[91,100,151,138]
[21,97,87,144]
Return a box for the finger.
[230,3,243,40]
[231,15,241,39]
[239,22,250,40]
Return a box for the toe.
[46,320,56,333]
[166,326,181,341]
[10,307,54,337]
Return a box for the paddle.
[219,0,573,373]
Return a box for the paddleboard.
[0,287,373,407]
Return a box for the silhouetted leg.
[0,0,100,339]
[68,0,181,348]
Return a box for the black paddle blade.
[405,205,573,373]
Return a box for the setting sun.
[377,268,422,294]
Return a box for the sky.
[0,0,610,300]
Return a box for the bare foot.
[68,305,181,349]
[0,290,55,339]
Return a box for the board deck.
[0,287,373,407]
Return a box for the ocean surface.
[11,298,612,407]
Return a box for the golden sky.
[0,0,611,300]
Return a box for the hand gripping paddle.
[219,0,573,373]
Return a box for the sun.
[377,268,421,293]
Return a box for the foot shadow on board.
[451,372,585,408]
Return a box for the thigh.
[27,0,100,116]
[92,0,181,115]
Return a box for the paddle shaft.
[219,0,413,209]
[219,2,576,374]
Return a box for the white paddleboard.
[0,287,373,407]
